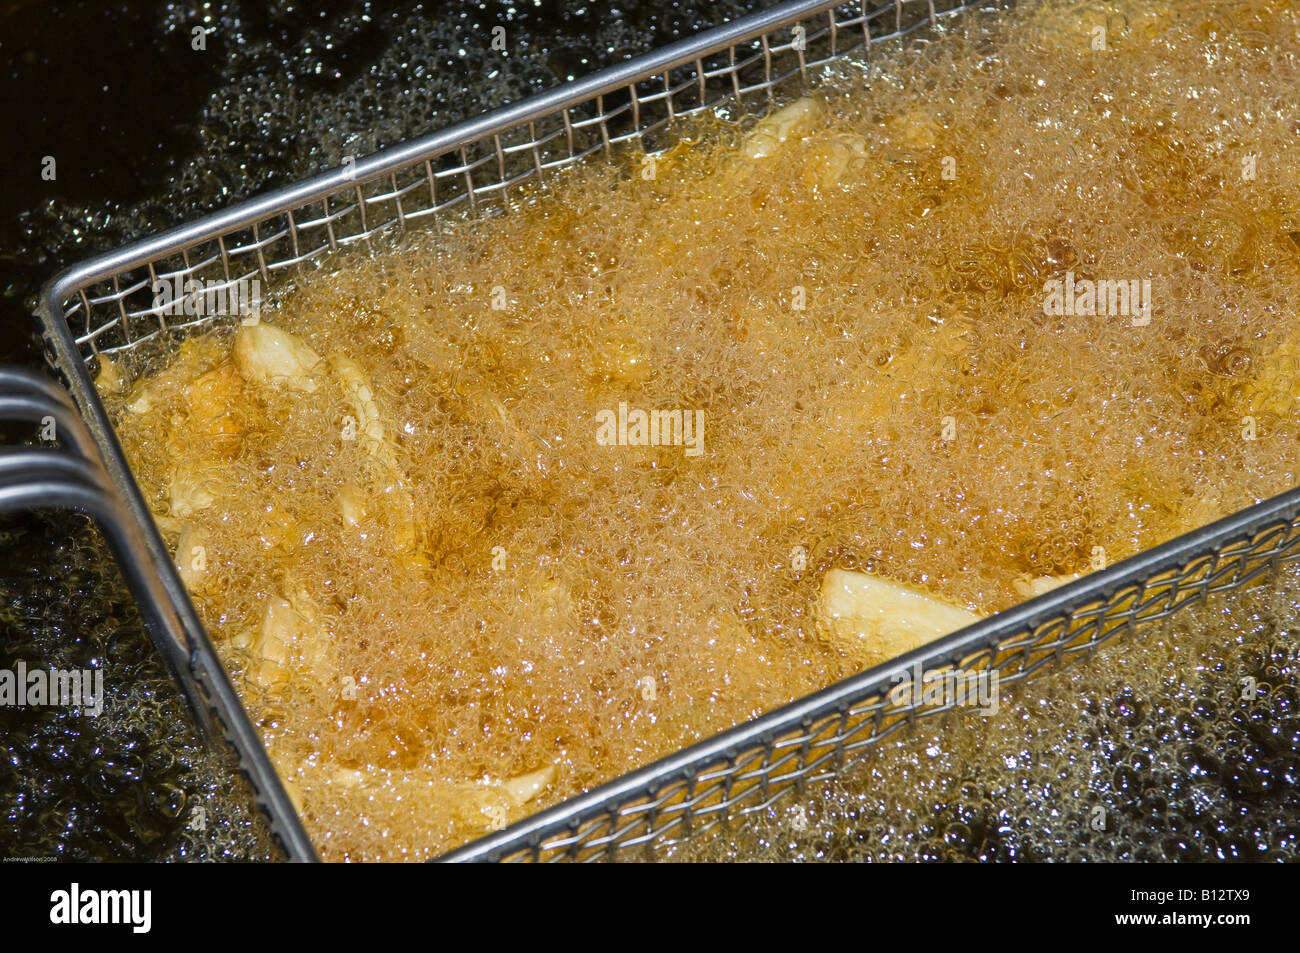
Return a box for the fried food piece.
[233,583,337,693]
[817,568,984,668]
[234,322,323,392]
[741,97,824,160]
[1243,331,1300,419]
[287,759,559,840]
[1012,572,1083,600]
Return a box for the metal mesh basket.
[24,0,1300,862]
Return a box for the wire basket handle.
[0,365,318,862]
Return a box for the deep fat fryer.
[13,0,1300,861]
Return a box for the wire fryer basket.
[29,0,1300,861]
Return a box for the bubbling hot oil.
[0,512,279,861]
[671,565,1300,863]
[104,0,1300,860]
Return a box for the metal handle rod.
[0,395,98,461]
[0,366,82,410]
[0,466,317,863]
[0,370,320,862]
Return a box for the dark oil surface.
[0,511,278,860]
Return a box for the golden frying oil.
[103,0,1300,860]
